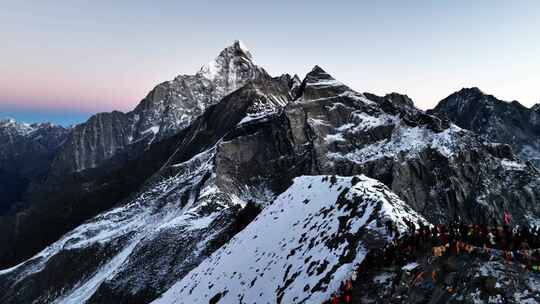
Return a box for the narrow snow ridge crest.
[152,175,426,304]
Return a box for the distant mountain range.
[0,119,68,213]
[1,41,539,304]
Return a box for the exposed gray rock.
[430,87,540,168]
[2,46,540,304]
[279,67,540,224]
[49,40,270,176]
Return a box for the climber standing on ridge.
[385,220,394,237]
[504,210,512,225]
[331,293,339,304]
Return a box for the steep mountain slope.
[430,87,540,167]
[49,40,268,177]
[0,118,69,213]
[282,67,540,224]
[2,43,540,304]
[0,76,295,304]
[0,41,289,269]
[152,175,426,304]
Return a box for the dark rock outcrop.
[430,87,540,167]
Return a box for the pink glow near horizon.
[1,1,539,116]
[0,80,141,113]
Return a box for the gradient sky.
[1,1,539,125]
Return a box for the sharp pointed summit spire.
[304,65,338,84]
[197,40,259,81]
[232,40,251,57]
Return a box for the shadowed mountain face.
[430,87,540,167]
[1,43,540,304]
[0,119,69,214]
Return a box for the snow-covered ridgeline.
[153,175,426,304]
[0,118,36,136]
[0,118,65,138]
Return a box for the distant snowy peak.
[0,118,37,136]
[0,117,69,184]
[0,117,66,137]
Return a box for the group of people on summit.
[325,213,540,304]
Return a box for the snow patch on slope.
[329,123,464,163]
[153,175,425,304]
[0,146,248,303]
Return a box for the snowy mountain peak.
[233,39,251,56]
[296,65,373,104]
[431,86,540,167]
[302,65,346,90]
[48,41,271,175]
[0,117,16,125]
[197,40,258,82]
[1,118,66,137]
[305,65,334,80]
[0,118,35,136]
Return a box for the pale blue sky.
[1,0,539,125]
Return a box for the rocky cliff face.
[279,67,540,225]
[49,40,269,176]
[2,43,540,304]
[0,118,69,213]
[430,87,540,168]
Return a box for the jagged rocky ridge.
[430,87,540,168]
[0,118,69,213]
[1,43,540,304]
[0,41,280,268]
[49,40,268,177]
[0,75,295,304]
